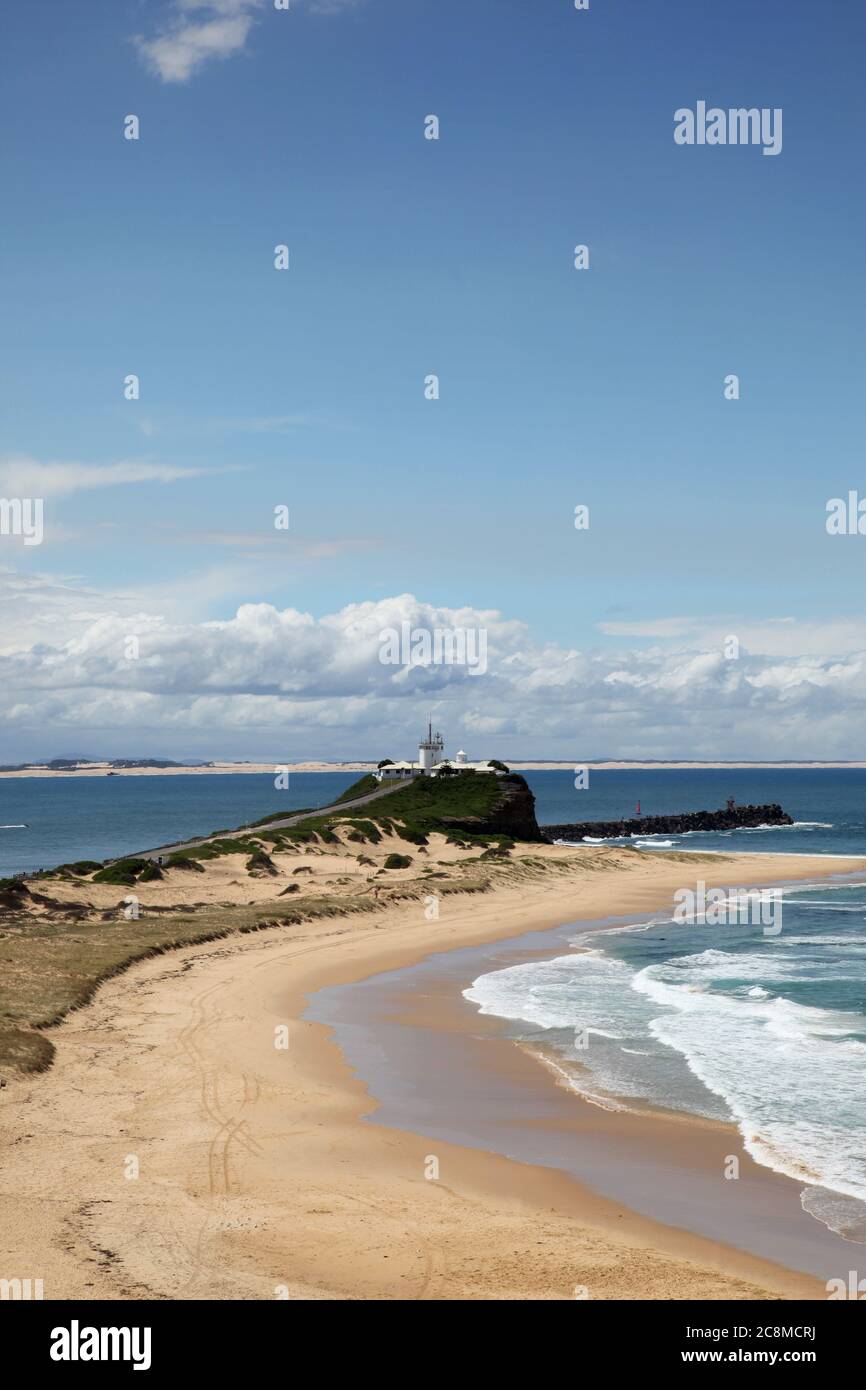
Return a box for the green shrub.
[165,853,206,873]
[344,819,382,843]
[92,858,150,886]
[282,827,317,844]
[397,826,429,845]
[246,850,277,875]
[192,837,252,860]
[0,876,28,898]
[383,853,412,870]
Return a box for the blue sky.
[1,0,865,760]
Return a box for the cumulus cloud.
[2,573,866,760]
[136,0,264,84]
[136,0,361,84]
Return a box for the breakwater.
[542,803,793,843]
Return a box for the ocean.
[0,771,360,877]
[523,766,866,856]
[3,765,866,877]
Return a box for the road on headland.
[130,776,420,863]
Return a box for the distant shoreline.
[2,759,866,779]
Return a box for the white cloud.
[3,575,866,760]
[136,0,362,84]
[136,0,264,84]
[598,614,866,659]
[0,455,219,500]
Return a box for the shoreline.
[1,849,862,1299]
[309,891,866,1285]
[4,759,866,779]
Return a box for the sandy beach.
[4,759,866,778]
[1,847,862,1300]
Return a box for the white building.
[373,724,506,780]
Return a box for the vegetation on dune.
[398,826,429,845]
[383,853,412,869]
[314,827,339,845]
[165,853,206,873]
[447,831,514,850]
[0,877,30,908]
[183,837,253,860]
[334,818,382,844]
[246,850,277,876]
[92,858,153,886]
[264,825,338,847]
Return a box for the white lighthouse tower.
[418,720,445,774]
[372,727,506,782]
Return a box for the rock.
[542,803,793,843]
[439,775,545,842]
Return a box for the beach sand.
[4,759,866,777]
[1,849,862,1300]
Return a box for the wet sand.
[308,907,864,1283]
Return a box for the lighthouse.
[372,726,507,781]
[417,720,445,773]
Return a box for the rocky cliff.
[438,774,545,841]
